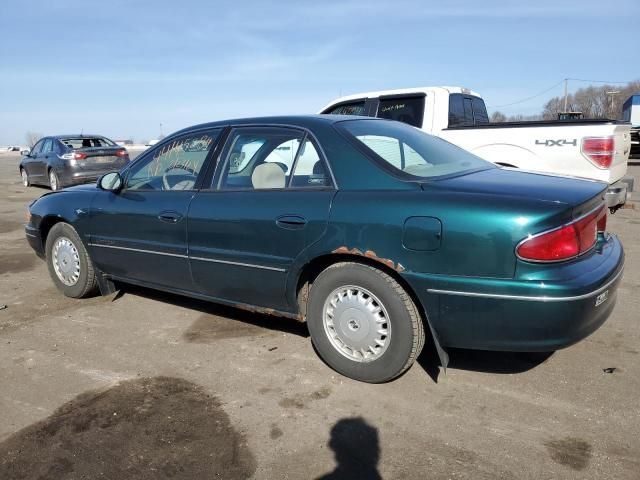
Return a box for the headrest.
[251,163,286,189]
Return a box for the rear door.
[188,126,335,311]
[89,129,222,290]
[35,138,53,179]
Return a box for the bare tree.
[25,131,43,148]
[541,79,640,120]
[490,111,507,123]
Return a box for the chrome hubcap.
[323,285,391,362]
[52,237,80,286]
[21,170,28,186]
[50,172,57,190]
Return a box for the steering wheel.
[162,164,197,190]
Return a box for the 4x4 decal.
[535,139,577,147]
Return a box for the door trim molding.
[88,243,286,272]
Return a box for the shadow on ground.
[316,417,382,480]
[418,345,554,383]
[0,377,256,480]
[115,283,309,339]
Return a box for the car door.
[36,138,54,179]
[23,139,44,180]
[188,126,335,311]
[88,128,222,290]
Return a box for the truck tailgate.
[610,125,631,183]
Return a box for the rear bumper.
[605,178,633,208]
[405,234,624,351]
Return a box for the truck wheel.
[20,168,30,187]
[45,222,97,298]
[307,262,425,383]
[49,169,61,191]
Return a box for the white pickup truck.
[320,86,633,210]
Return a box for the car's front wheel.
[45,222,97,298]
[20,168,30,187]
[49,169,61,191]
[307,262,425,383]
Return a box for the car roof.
[174,114,378,135]
[52,134,109,139]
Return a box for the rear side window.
[339,119,492,179]
[376,96,425,128]
[325,101,366,116]
[448,94,489,127]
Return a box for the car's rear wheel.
[49,169,61,191]
[307,262,425,383]
[45,222,97,298]
[20,168,29,187]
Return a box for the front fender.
[28,188,98,247]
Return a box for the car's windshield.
[338,119,493,178]
[59,137,115,149]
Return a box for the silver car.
[19,135,130,190]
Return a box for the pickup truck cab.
[321,87,633,210]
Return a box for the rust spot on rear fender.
[332,246,405,273]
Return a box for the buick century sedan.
[24,115,624,382]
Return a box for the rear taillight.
[582,136,614,169]
[517,206,606,262]
[116,149,129,159]
[73,152,87,160]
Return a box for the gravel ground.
[1,153,639,479]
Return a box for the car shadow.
[418,345,554,383]
[113,283,309,338]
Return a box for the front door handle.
[276,215,307,230]
[158,211,183,223]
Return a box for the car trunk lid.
[72,147,129,171]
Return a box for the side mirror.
[98,172,123,192]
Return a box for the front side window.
[339,119,492,178]
[325,101,366,116]
[126,129,220,191]
[41,138,53,154]
[31,139,45,155]
[376,96,425,128]
[218,127,331,190]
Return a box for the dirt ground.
[0,153,639,479]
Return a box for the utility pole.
[563,78,568,113]
[605,91,620,118]
[159,123,164,139]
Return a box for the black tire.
[307,262,425,383]
[49,169,61,191]
[45,222,97,298]
[20,168,30,187]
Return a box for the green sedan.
[25,115,624,383]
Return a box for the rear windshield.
[338,119,492,178]
[59,137,115,149]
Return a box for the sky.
[0,0,638,145]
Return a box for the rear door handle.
[276,215,307,230]
[158,211,183,223]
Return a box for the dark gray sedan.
[19,135,130,190]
